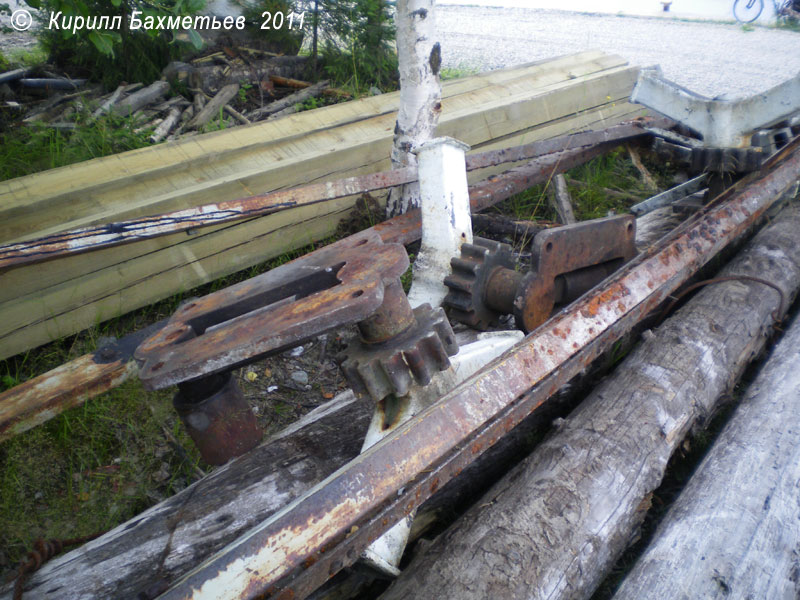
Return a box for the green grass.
[0,113,155,182]
[489,148,668,227]
[440,64,480,81]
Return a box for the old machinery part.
[135,229,410,389]
[135,229,411,463]
[444,215,637,333]
[155,136,800,600]
[340,304,458,402]
[442,238,516,330]
[173,372,263,466]
[631,70,800,148]
[651,137,764,174]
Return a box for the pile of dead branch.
[0,46,352,142]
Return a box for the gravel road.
[437,5,800,98]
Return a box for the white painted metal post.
[407,137,473,309]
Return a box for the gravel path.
[437,5,800,98]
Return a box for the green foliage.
[237,0,303,54]
[0,113,153,181]
[31,0,205,86]
[312,0,398,91]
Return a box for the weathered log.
[0,391,373,600]
[0,68,29,85]
[548,174,576,224]
[90,84,125,119]
[150,106,183,143]
[224,104,251,125]
[269,75,352,98]
[186,84,239,130]
[379,201,800,600]
[192,56,307,95]
[471,213,544,239]
[19,78,87,90]
[612,312,800,600]
[112,81,169,117]
[246,80,329,121]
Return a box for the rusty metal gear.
[340,304,458,401]
[442,238,516,330]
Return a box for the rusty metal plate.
[515,214,637,331]
[135,230,409,389]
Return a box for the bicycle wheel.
[733,0,764,22]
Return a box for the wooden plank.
[613,311,800,600]
[0,52,628,243]
[380,203,800,600]
[0,60,640,359]
[0,79,639,302]
[0,102,643,360]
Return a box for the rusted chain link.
[659,275,786,324]
[13,532,104,600]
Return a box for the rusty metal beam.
[0,119,662,272]
[462,118,669,172]
[158,138,800,600]
[0,320,166,442]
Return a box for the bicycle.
[733,0,800,23]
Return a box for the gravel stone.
[437,5,800,98]
[291,370,309,386]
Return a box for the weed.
[440,64,480,80]
[238,82,253,104]
[741,23,755,31]
[4,45,48,67]
[0,113,154,181]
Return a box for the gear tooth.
[450,256,481,275]
[382,353,413,397]
[432,314,459,356]
[471,237,501,251]
[421,332,451,371]
[402,345,431,385]
[443,291,473,312]
[356,358,391,401]
[443,272,476,294]
[460,244,489,261]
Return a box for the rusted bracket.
[156,137,800,600]
[444,215,637,332]
[135,230,410,389]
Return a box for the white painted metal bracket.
[406,137,473,309]
[359,330,524,576]
[631,70,800,147]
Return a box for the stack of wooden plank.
[0,50,644,360]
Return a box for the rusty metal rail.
[157,139,800,600]
[0,120,662,271]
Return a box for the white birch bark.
[386,0,443,218]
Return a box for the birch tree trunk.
[379,201,800,600]
[385,0,442,218]
[612,312,800,600]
